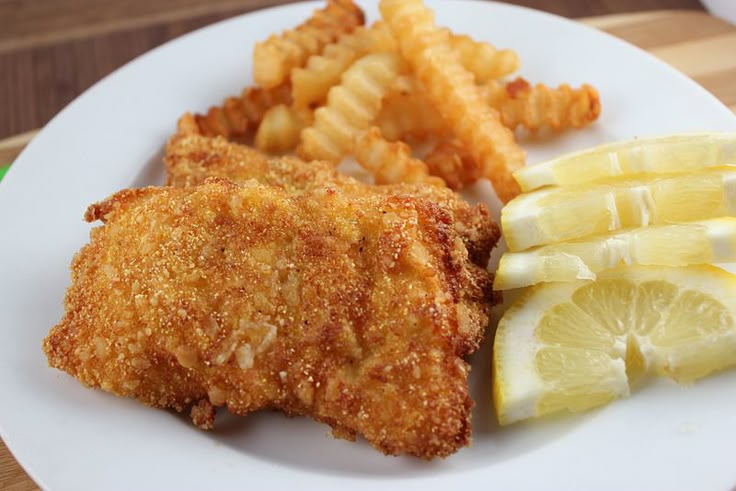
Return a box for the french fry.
[355,127,445,186]
[291,22,397,108]
[253,0,365,89]
[377,76,601,140]
[424,139,481,190]
[446,31,520,82]
[177,112,204,136]
[479,77,602,132]
[237,83,293,125]
[375,77,448,142]
[255,104,312,154]
[291,22,517,109]
[298,52,406,163]
[379,0,525,203]
[192,98,247,139]
[186,83,292,140]
[176,0,603,198]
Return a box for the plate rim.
[2,1,736,489]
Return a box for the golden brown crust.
[44,179,494,459]
[164,134,500,268]
[165,133,345,191]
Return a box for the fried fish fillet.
[44,178,495,458]
[165,133,499,266]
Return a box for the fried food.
[445,30,520,82]
[291,22,397,108]
[377,76,600,143]
[183,83,292,140]
[380,0,525,203]
[354,127,444,186]
[165,133,499,265]
[254,104,312,154]
[43,0,608,462]
[43,178,496,459]
[374,77,449,142]
[479,77,601,132]
[424,139,481,191]
[298,52,406,163]
[290,22,518,109]
[166,132,340,189]
[179,0,602,196]
[179,0,601,193]
[253,0,365,88]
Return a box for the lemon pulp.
[493,265,736,425]
[502,167,736,251]
[494,218,736,290]
[514,133,736,192]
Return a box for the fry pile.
[179,0,601,203]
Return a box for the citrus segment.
[494,218,736,290]
[502,167,736,251]
[493,265,736,425]
[514,133,736,192]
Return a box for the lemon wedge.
[494,217,736,290]
[493,264,736,425]
[514,133,736,192]
[502,167,736,251]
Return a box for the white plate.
[2,1,736,490]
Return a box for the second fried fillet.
[165,133,500,266]
[44,178,494,459]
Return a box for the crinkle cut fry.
[290,21,515,109]
[479,77,602,132]
[379,0,525,204]
[176,112,201,137]
[182,83,292,140]
[424,139,481,191]
[375,77,448,142]
[253,0,365,89]
[298,52,406,163]
[44,179,495,459]
[255,104,313,154]
[355,127,445,186]
[291,22,397,109]
[445,30,520,82]
[377,77,600,141]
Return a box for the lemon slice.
[493,264,736,425]
[514,133,736,192]
[494,217,736,290]
[502,167,736,251]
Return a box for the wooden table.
[0,0,707,140]
[1,5,735,490]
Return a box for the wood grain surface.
[2,3,735,489]
[0,0,705,139]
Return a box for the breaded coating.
[165,132,347,192]
[44,179,495,459]
[165,133,500,266]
